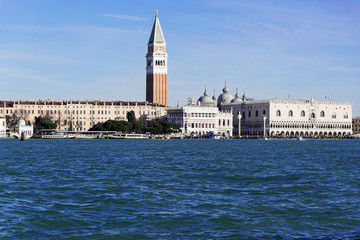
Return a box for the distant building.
[146,11,168,106]
[219,85,352,138]
[0,118,6,138]
[12,119,33,139]
[0,100,166,131]
[353,117,360,134]
[167,88,233,137]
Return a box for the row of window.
[270,122,351,129]
[182,113,216,118]
[276,110,349,119]
[186,119,231,128]
[1,109,158,116]
[189,123,215,129]
[243,110,266,118]
[18,104,154,109]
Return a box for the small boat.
[106,133,148,139]
[41,134,76,139]
[296,136,303,141]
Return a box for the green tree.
[34,115,57,130]
[149,122,163,134]
[126,111,136,123]
[89,119,180,135]
[5,113,20,127]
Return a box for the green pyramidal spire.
[148,10,165,44]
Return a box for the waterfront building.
[219,87,352,138]
[0,100,166,131]
[0,11,169,131]
[146,11,168,106]
[353,117,360,134]
[12,119,33,138]
[0,118,6,138]
[167,89,233,137]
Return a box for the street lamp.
[263,114,267,139]
[238,113,242,138]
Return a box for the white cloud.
[102,13,148,21]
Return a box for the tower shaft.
[146,11,168,106]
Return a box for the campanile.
[146,10,168,106]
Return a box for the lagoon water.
[0,139,360,239]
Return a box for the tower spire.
[148,11,165,44]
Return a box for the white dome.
[231,90,242,103]
[18,119,26,126]
[217,84,233,107]
[197,89,215,107]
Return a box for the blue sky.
[0,0,359,115]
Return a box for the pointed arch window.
[276,110,281,117]
[332,113,336,119]
[256,110,259,117]
[288,110,293,117]
[301,110,305,117]
[311,113,316,118]
[320,111,325,117]
[344,113,348,119]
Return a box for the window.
[248,111,251,117]
[301,110,305,117]
[263,110,266,115]
[256,110,258,117]
[344,113,348,119]
[320,111,325,117]
[311,113,315,118]
[288,110,293,117]
[332,113,336,119]
[276,110,281,117]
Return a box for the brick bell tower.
[146,10,168,106]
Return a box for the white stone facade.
[0,118,6,138]
[167,105,233,137]
[221,97,352,138]
[13,119,33,139]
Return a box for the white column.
[238,113,242,138]
[263,115,267,139]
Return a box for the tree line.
[89,111,181,134]
[5,110,180,134]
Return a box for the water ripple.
[0,139,359,239]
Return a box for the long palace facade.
[0,100,166,131]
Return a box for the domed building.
[18,119,26,126]
[167,87,233,138]
[217,83,233,107]
[197,88,216,107]
[231,89,242,103]
[13,118,33,139]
